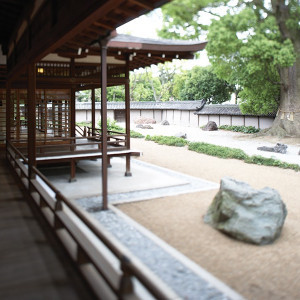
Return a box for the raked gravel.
[75,205,236,300]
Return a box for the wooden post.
[27,63,36,180]
[6,81,11,151]
[101,40,108,210]
[91,88,96,136]
[16,90,20,140]
[125,57,131,176]
[70,58,76,139]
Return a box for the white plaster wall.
[154,110,163,123]
[107,110,114,121]
[232,116,245,126]
[189,112,199,127]
[208,115,220,126]
[198,115,209,126]
[220,116,231,126]
[95,110,101,123]
[76,108,275,130]
[174,110,181,124]
[131,110,141,123]
[76,111,87,122]
[259,117,274,129]
[85,110,92,121]
[180,111,190,126]
[166,110,174,124]
[140,109,154,119]
[245,117,259,128]
[161,110,168,121]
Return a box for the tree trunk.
[267,42,300,137]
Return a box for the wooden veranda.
[0,32,206,208]
[0,1,206,298]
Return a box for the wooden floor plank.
[0,150,96,300]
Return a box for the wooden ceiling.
[1,0,171,77]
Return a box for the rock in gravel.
[257,143,288,154]
[202,121,218,131]
[134,117,156,124]
[161,120,170,125]
[142,124,153,129]
[204,177,287,245]
[174,132,187,139]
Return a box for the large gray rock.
[202,121,218,131]
[204,177,287,245]
[257,143,288,154]
[161,120,170,125]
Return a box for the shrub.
[245,155,300,171]
[145,135,188,147]
[188,142,248,160]
[76,121,91,127]
[97,118,124,131]
[130,130,144,138]
[219,125,260,134]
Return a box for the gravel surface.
[75,204,237,300]
[133,124,300,166]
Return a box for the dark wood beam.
[129,0,154,10]
[7,0,126,79]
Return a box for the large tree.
[160,0,300,136]
[173,66,234,103]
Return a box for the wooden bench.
[36,149,141,182]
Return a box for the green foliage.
[244,156,300,171]
[107,86,125,102]
[145,135,188,147]
[159,0,300,117]
[97,118,123,131]
[130,130,144,138]
[76,121,91,127]
[96,118,144,138]
[188,142,248,160]
[173,66,234,103]
[219,125,260,134]
[130,71,157,101]
[144,135,299,171]
[159,0,216,40]
[76,90,90,102]
[206,8,295,114]
[130,63,178,102]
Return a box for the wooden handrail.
[6,142,179,299]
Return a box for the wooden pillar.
[27,63,36,179]
[125,57,131,176]
[6,81,11,148]
[91,88,96,136]
[70,58,76,138]
[16,90,20,140]
[100,41,108,210]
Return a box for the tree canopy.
[159,0,300,136]
[173,66,234,103]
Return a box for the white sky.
[117,9,210,70]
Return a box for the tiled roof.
[111,34,206,47]
[75,102,276,117]
[194,104,276,117]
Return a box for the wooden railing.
[86,127,128,148]
[75,125,86,137]
[6,140,180,299]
